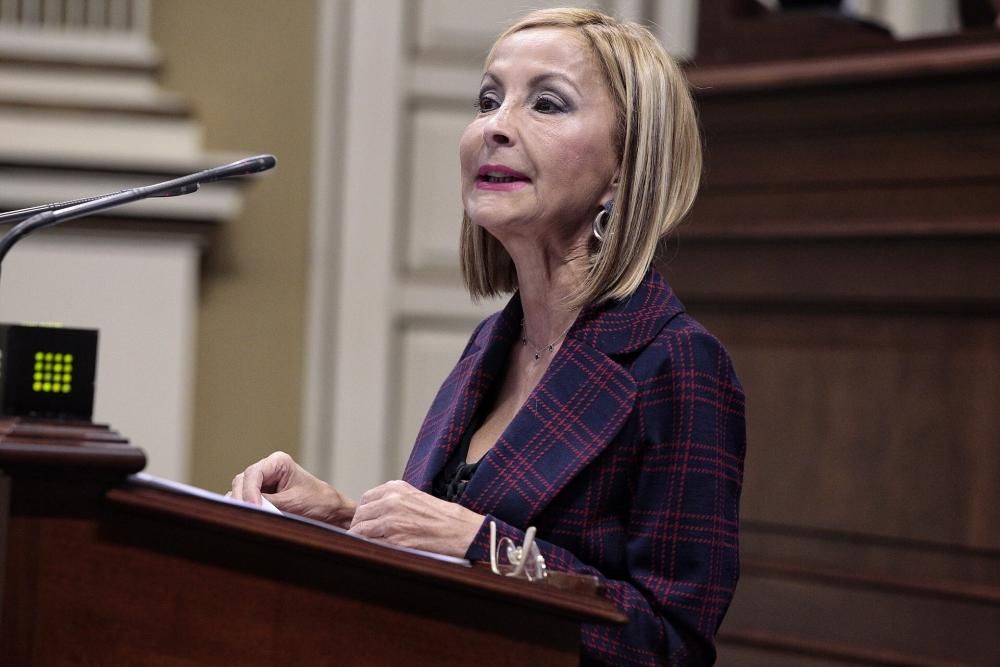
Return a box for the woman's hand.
[350,480,484,558]
[230,451,356,528]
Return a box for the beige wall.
[151,0,317,490]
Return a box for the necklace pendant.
[534,352,540,360]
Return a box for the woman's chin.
[469,215,531,239]
[467,204,522,226]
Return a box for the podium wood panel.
[0,419,624,665]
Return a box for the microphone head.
[228,154,277,177]
[245,154,277,174]
[195,154,277,184]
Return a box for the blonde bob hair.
[460,8,702,308]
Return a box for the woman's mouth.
[476,164,530,190]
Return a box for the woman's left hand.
[349,480,484,558]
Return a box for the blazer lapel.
[402,300,519,491]
[460,338,637,527]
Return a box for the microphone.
[0,154,276,267]
[0,183,200,226]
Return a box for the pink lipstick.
[476,164,530,191]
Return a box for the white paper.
[258,496,283,515]
[127,472,469,566]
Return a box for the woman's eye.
[475,95,500,112]
[533,96,564,113]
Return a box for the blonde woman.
[233,9,745,664]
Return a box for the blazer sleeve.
[464,326,746,666]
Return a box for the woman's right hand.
[230,451,356,528]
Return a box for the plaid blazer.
[403,268,746,666]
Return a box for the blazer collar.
[404,268,684,527]
[571,266,686,356]
[467,266,685,358]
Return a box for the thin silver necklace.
[520,319,573,360]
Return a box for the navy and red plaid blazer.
[403,267,746,666]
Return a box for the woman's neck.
[506,237,587,346]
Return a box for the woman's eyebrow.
[480,71,580,96]
[527,72,580,95]
[480,72,501,89]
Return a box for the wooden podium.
[0,419,625,665]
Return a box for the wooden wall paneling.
[737,522,1000,587]
[661,238,1000,308]
[693,308,1000,548]
[403,106,468,275]
[722,570,999,664]
[689,71,1000,238]
[392,322,478,477]
[686,183,1000,239]
[695,0,898,66]
[699,128,1000,186]
[676,33,1000,666]
[717,643,871,667]
[411,0,634,62]
[413,0,557,60]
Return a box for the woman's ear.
[600,169,621,205]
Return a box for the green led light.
[30,350,78,393]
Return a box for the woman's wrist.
[451,505,487,557]
[326,487,356,529]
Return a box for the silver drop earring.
[593,200,613,242]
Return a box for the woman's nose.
[483,107,515,147]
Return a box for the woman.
[232,8,745,665]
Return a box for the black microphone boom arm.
[0,154,276,267]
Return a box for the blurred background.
[0,0,997,663]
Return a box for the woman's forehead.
[485,27,596,83]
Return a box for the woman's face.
[459,27,619,245]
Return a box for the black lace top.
[430,417,482,502]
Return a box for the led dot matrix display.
[0,323,97,420]
[32,351,74,394]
